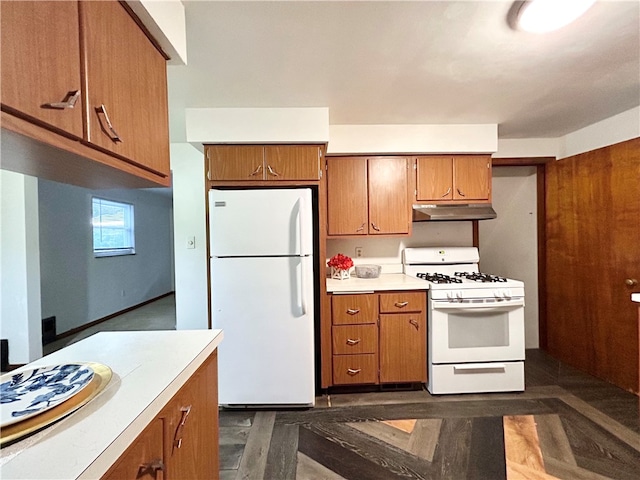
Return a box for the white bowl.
[355,264,381,278]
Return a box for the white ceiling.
[166,0,640,142]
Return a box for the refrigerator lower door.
[211,255,315,406]
[209,188,313,257]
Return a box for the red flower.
[327,253,353,271]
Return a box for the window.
[92,197,135,257]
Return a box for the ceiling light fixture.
[508,0,597,33]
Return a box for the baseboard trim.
[54,292,175,341]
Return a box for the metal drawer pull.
[43,90,80,109]
[172,405,192,449]
[346,338,361,345]
[441,187,451,197]
[371,223,380,231]
[347,368,361,375]
[409,319,419,330]
[96,104,122,142]
[266,164,281,177]
[249,164,263,176]
[137,459,165,478]
[346,308,360,315]
[457,188,466,197]
[356,223,366,232]
[395,301,409,308]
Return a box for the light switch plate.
[187,236,195,249]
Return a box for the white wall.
[479,166,539,348]
[170,143,208,329]
[327,222,474,273]
[0,170,43,363]
[38,179,174,334]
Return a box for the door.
[80,0,169,175]
[416,156,453,201]
[327,157,368,235]
[546,138,640,392]
[207,145,264,181]
[379,313,426,383]
[210,256,315,405]
[368,157,410,234]
[453,156,491,200]
[1,1,84,138]
[265,146,321,180]
[209,188,312,256]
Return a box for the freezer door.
[209,188,313,256]
[211,256,315,406]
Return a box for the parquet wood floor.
[219,350,640,480]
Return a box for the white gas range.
[403,247,525,394]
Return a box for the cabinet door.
[101,419,165,480]
[453,156,491,201]
[379,313,427,383]
[331,294,378,325]
[264,145,321,180]
[163,352,219,480]
[80,1,169,176]
[416,156,454,201]
[207,145,264,180]
[327,157,368,235]
[368,157,410,234]
[1,1,84,138]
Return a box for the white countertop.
[632,293,640,303]
[1,329,223,480]
[327,273,429,293]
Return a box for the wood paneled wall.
[545,137,640,393]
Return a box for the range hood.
[412,204,497,221]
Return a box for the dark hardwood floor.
[219,349,640,479]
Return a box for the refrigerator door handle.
[298,194,308,255]
[300,258,308,316]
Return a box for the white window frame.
[92,197,135,257]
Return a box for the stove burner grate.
[416,273,462,284]
[454,272,508,283]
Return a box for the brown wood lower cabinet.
[101,351,219,480]
[330,291,427,386]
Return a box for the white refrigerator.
[209,188,315,406]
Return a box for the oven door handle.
[431,299,524,312]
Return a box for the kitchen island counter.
[327,273,429,293]
[0,329,223,479]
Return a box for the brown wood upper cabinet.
[1,0,170,187]
[416,155,491,203]
[206,145,323,181]
[327,156,411,236]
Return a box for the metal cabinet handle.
[249,164,263,177]
[409,319,419,330]
[356,222,366,232]
[96,104,122,143]
[371,223,380,231]
[172,405,192,450]
[625,278,638,286]
[346,338,361,345]
[137,459,165,478]
[456,188,465,197]
[266,164,281,177]
[441,187,452,198]
[346,308,360,315]
[43,90,80,109]
[347,368,361,375]
[394,301,409,308]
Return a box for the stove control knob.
[503,289,512,300]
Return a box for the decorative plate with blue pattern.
[0,364,95,427]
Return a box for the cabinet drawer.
[332,325,378,355]
[379,292,425,313]
[332,294,378,325]
[333,354,378,385]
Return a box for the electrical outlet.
[355,247,363,258]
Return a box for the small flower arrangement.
[328,253,353,280]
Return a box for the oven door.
[429,297,525,364]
